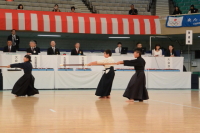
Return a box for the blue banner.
[166,14,200,27]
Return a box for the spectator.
[129,4,138,15]
[3,40,16,53]
[7,29,20,50]
[71,6,75,13]
[52,4,61,12]
[189,5,198,14]
[26,40,40,55]
[47,41,60,55]
[165,45,177,57]
[152,44,162,57]
[115,42,122,53]
[135,42,145,55]
[17,4,23,10]
[71,43,84,55]
[172,6,182,15]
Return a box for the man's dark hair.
[33,40,37,44]
[71,6,75,10]
[7,40,12,42]
[55,4,59,7]
[11,29,15,32]
[169,44,174,48]
[117,42,122,45]
[136,42,141,46]
[134,49,142,57]
[104,49,112,56]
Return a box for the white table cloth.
[0,54,184,71]
[55,71,191,89]
[2,71,191,90]
[3,71,54,89]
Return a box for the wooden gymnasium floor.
[0,90,200,133]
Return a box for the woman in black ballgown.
[88,50,115,99]
[7,55,39,97]
[117,49,149,102]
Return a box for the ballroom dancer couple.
[88,49,149,102]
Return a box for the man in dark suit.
[71,43,84,55]
[26,40,40,55]
[3,40,16,52]
[7,29,20,50]
[33,40,40,53]
[47,41,60,55]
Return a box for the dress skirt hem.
[123,71,149,100]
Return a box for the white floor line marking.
[49,109,56,112]
[150,99,200,110]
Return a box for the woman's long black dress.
[95,66,115,97]
[10,62,39,96]
[123,57,149,100]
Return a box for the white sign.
[31,55,41,68]
[60,56,69,68]
[186,30,193,45]
[165,57,173,69]
[12,55,21,63]
[79,56,87,68]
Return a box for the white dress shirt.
[152,49,162,56]
[115,47,121,53]
[8,46,12,52]
[12,35,16,46]
[52,47,55,53]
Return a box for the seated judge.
[26,40,40,55]
[3,40,16,52]
[33,40,40,53]
[115,42,122,53]
[165,45,177,57]
[152,44,162,57]
[135,42,145,55]
[47,41,60,55]
[71,43,84,55]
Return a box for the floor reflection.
[11,97,39,130]
[123,103,149,132]
[95,99,114,133]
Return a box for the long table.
[0,54,184,71]
[3,71,191,89]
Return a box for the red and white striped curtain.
[0,9,161,35]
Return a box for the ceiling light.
[151,36,169,38]
[109,37,130,39]
[38,35,61,37]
